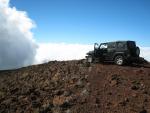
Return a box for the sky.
[0,0,150,70]
[10,0,150,46]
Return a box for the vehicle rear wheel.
[115,55,124,66]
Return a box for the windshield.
[100,43,108,49]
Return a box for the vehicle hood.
[86,50,94,55]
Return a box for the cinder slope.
[0,60,150,113]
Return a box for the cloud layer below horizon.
[35,43,93,64]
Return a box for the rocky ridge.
[0,60,150,113]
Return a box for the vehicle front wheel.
[115,55,124,66]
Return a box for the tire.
[87,56,93,63]
[115,55,124,66]
[136,47,140,57]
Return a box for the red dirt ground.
[0,60,150,113]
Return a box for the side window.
[100,43,108,49]
[108,43,116,48]
[117,42,126,49]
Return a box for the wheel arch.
[113,53,125,61]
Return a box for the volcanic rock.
[0,60,150,113]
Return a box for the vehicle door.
[106,42,116,60]
[99,43,108,58]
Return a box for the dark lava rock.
[140,109,147,113]
[131,85,140,90]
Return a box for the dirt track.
[0,60,150,113]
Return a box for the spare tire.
[136,47,140,57]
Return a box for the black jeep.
[86,41,140,65]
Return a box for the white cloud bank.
[140,47,150,62]
[0,0,37,70]
[35,43,93,64]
